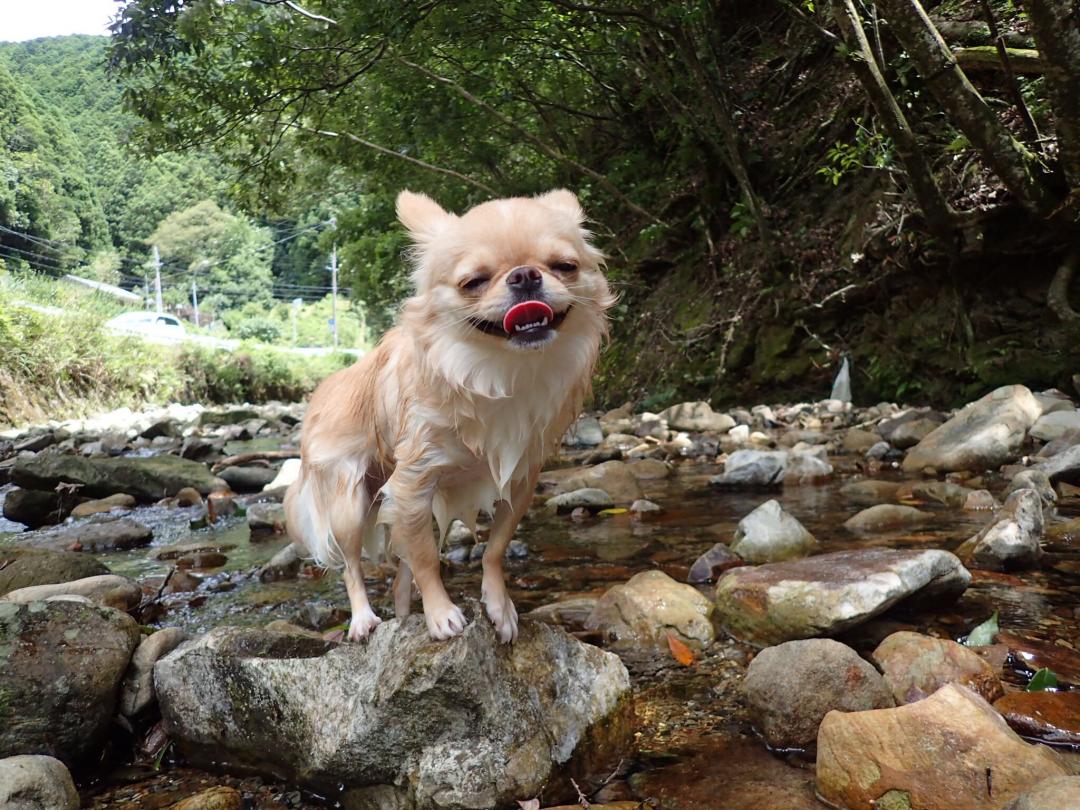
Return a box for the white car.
[105,311,187,342]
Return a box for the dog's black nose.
[505,266,543,291]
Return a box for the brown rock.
[871,631,1004,704]
[70,493,136,518]
[585,570,715,648]
[816,684,1070,810]
[1004,775,1080,810]
[743,639,894,749]
[997,632,1080,686]
[169,786,243,810]
[843,504,933,533]
[994,691,1080,746]
[175,552,228,570]
[175,487,204,507]
[839,480,902,505]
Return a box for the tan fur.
[285,189,613,642]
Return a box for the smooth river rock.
[714,549,971,646]
[15,517,153,553]
[658,401,735,433]
[816,684,1069,810]
[1,487,83,528]
[871,630,1004,704]
[0,547,108,595]
[2,574,142,612]
[0,601,140,764]
[155,610,631,808]
[0,755,78,810]
[743,639,894,750]
[11,452,226,502]
[957,488,1044,571]
[585,570,715,648]
[843,504,933,534]
[1004,776,1080,810]
[901,385,1042,473]
[730,499,817,563]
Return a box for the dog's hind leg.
[327,471,383,642]
[393,558,414,617]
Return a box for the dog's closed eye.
[550,260,578,274]
[460,276,491,291]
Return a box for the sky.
[0,0,118,42]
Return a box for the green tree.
[148,199,275,313]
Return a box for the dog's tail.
[284,463,341,568]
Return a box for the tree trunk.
[876,0,1059,218]
[1024,0,1080,191]
[952,46,1044,76]
[830,0,956,239]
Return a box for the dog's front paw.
[424,600,467,640]
[482,585,519,644]
[347,606,382,641]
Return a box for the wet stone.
[993,691,1080,747]
[843,504,933,534]
[155,611,630,808]
[0,600,141,764]
[729,499,817,564]
[871,630,1004,705]
[0,547,108,595]
[687,542,743,583]
[585,569,715,649]
[714,549,971,646]
[15,517,153,553]
[743,638,894,750]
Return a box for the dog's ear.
[536,189,585,224]
[397,191,453,241]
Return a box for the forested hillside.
[102,0,1080,408]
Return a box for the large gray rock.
[0,755,78,810]
[957,488,1044,571]
[710,450,787,488]
[15,517,152,553]
[902,385,1041,473]
[743,639,894,749]
[0,547,108,596]
[218,465,279,492]
[11,453,225,502]
[155,613,630,808]
[877,409,945,449]
[562,416,604,447]
[658,401,735,433]
[730,499,817,563]
[1006,468,1056,504]
[1034,442,1080,484]
[714,549,971,646]
[0,601,140,764]
[1029,410,1080,442]
[584,570,715,649]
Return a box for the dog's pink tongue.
[503,300,554,334]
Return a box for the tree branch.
[392,54,665,224]
[284,123,499,195]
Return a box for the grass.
[0,272,352,428]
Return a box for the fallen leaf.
[517,800,540,810]
[597,508,628,516]
[666,631,695,666]
[1026,667,1058,692]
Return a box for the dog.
[284,189,614,642]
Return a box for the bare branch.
[284,123,499,195]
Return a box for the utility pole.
[330,242,339,350]
[291,297,302,345]
[191,279,200,327]
[152,245,163,314]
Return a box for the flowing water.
[2,449,1079,808]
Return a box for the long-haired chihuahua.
[285,189,614,642]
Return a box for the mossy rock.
[0,547,110,596]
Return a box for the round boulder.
[743,638,894,750]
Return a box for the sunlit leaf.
[963,611,998,647]
[597,507,628,516]
[666,631,695,666]
[1026,667,1058,692]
